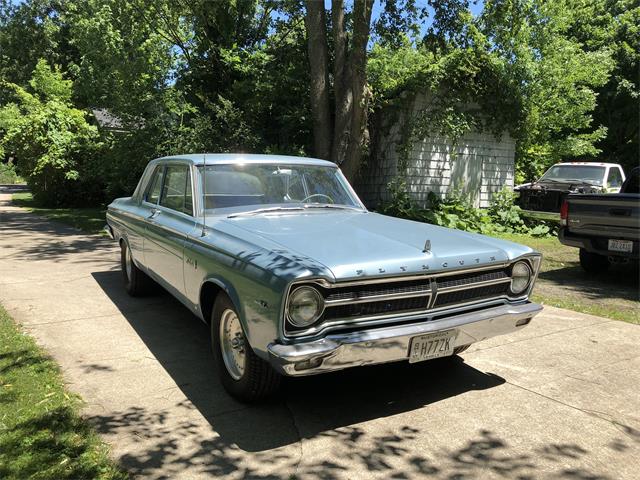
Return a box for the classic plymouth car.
[106,154,543,401]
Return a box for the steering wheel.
[301,193,334,204]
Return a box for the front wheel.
[579,248,609,274]
[211,293,281,402]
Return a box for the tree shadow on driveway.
[90,270,506,451]
[89,270,634,479]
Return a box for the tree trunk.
[304,0,372,180]
[331,0,351,165]
[304,0,332,160]
[340,0,373,181]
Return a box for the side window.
[145,166,164,204]
[607,168,623,189]
[160,165,192,215]
[184,169,193,215]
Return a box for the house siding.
[356,96,516,209]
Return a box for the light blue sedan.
[106,154,542,401]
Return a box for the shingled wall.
[356,96,516,209]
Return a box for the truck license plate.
[608,239,633,253]
[409,330,457,363]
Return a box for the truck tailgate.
[566,194,639,240]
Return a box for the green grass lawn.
[12,192,107,236]
[0,305,127,480]
[492,233,639,324]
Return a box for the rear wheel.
[579,248,609,274]
[211,293,281,402]
[120,241,154,296]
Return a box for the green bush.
[0,60,103,207]
[381,180,552,237]
[0,163,21,184]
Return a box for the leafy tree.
[481,0,615,181]
[0,60,101,206]
[569,0,639,174]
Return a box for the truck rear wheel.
[579,248,609,274]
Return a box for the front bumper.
[267,302,542,376]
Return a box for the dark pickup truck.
[559,167,639,273]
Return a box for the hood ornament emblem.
[423,239,431,254]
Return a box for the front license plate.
[409,330,458,363]
[608,239,633,253]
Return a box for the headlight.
[288,286,324,327]
[510,261,532,295]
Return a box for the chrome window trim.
[282,255,541,340]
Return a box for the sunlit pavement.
[1,185,638,480]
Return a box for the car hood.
[217,211,533,281]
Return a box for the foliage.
[0,161,21,184]
[381,180,552,237]
[574,0,639,175]
[481,0,615,182]
[0,60,102,206]
[0,304,128,480]
[0,0,634,207]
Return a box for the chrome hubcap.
[124,246,133,280]
[219,309,246,380]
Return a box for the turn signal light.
[560,200,569,226]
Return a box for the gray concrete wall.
[357,96,516,209]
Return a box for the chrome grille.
[436,270,509,290]
[434,283,510,308]
[324,295,430,320]
[284,264,518,337]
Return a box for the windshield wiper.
[227,206,306,218]
[227,204,362,218]
[302,204,360,211]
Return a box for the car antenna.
[201,153,207,237]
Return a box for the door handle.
[148,209,160,219]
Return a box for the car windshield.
[198,163,361,212]
[539,165,605,185]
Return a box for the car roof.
[151,153,337,168]
[553,162,621,167]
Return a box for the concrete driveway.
[0,185,639,480]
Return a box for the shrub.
[0,162,21,184]
[0,60,103,207]
[381,179,552,237]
